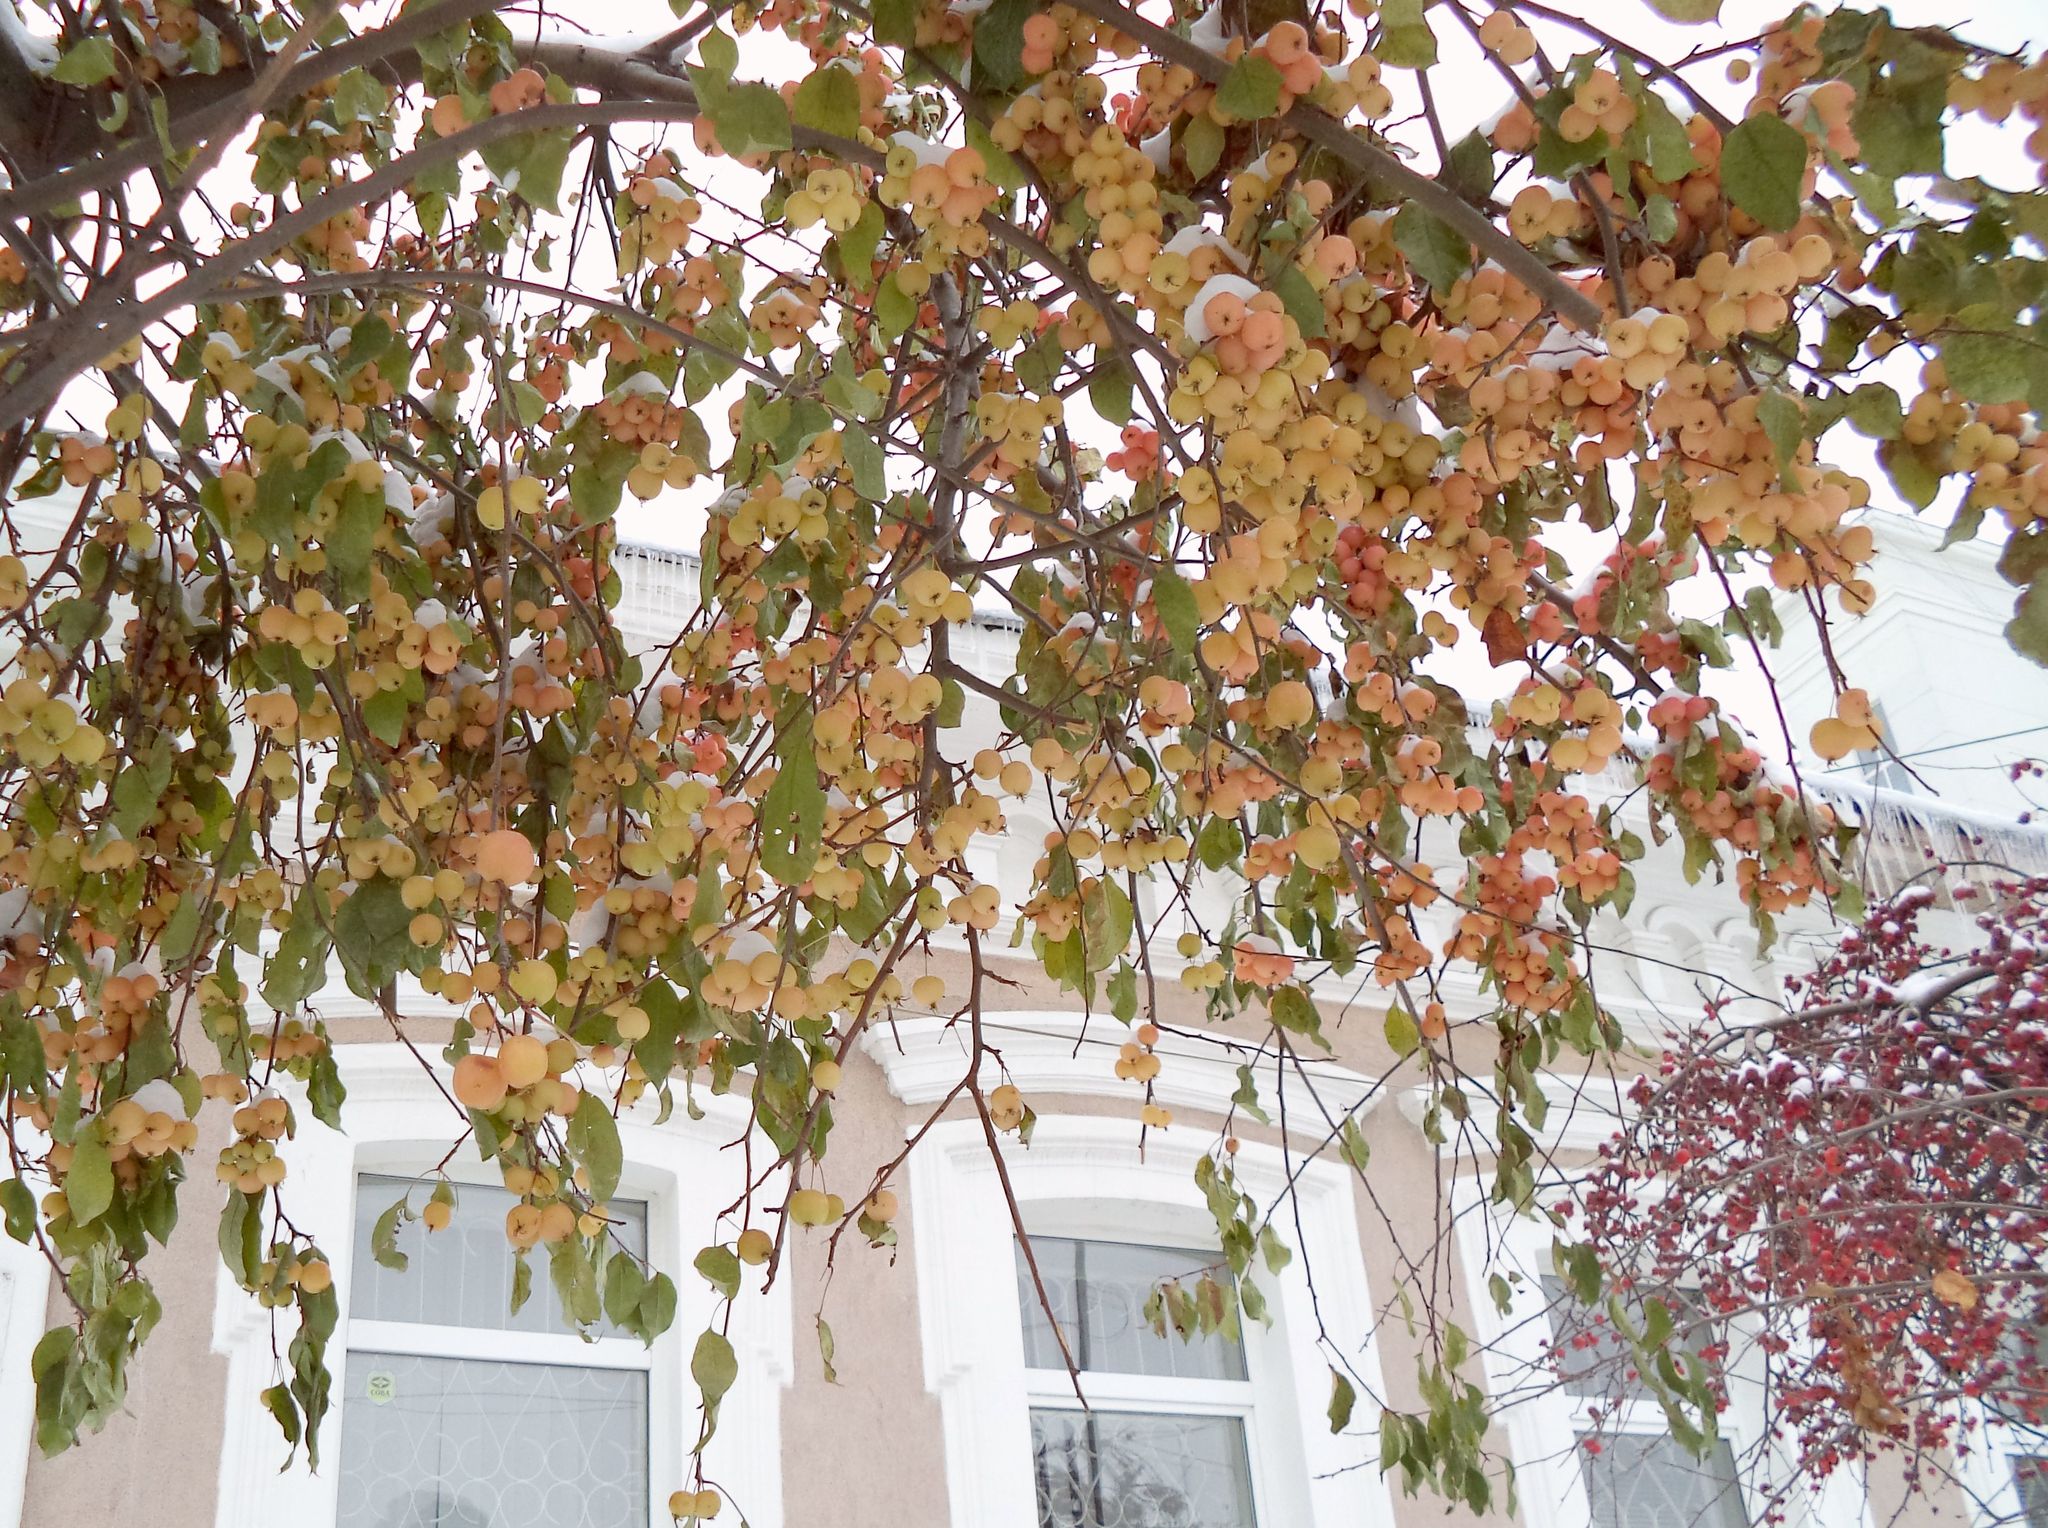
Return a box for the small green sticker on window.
[365,1372,395,1405]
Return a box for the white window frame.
[1017,1217,1268,1526]
[1451,1175,1863,1528]
[0,1212,51,1528]
[209,1042,791,1528]
[906,1109,1395,1528]
[333,1166,658,1527]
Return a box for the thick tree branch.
[1058,0,1605,331]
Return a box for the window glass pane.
[335,1351,647,1528]
[350,1174,647,1337]
[1579,1432,1746,1528]
[1017,1237,1246,1381]
[1542,1276,1708,1402]
[1031,1407,1255,1528]
[2014,1456,2048,1528]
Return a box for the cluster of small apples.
[1245,22,1332,111]
[55,434,119,486]
[668,1487,724,1523]
[1506,790,1629,900]
[737,279,817,353]
[784,165,867,233]
[1446,853,1581,1013]
[453,1031,584,1121]
[1810,687,1882,763]
[878,139,999,257]
[253,1017,326,1065]
[425,65,546,144]
[1105,424,1161,480]
[1644,715,1839,914]
[100,1087,200,1161]
[415,332,474,393]
[620,156,706,271]
[290,206,373,273]
[1474,8,1538,64]
[1113,61,1203,139]
[0,680,109,769]
[217,1095,292,1194]
[973,392,1066,482]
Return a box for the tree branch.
[1056,0,1605,331]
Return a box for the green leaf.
[1080,878,1133,972]
[333,876,412,997]
[1213,56,1282,121]
[818,1316,838,1384]
[2009,581,2048,667]
[569,1091,624,1204]
[1879,440,1941,510]
[1644,194,1679,243]
[505,129,574,213]
[793,65,860,138]
[1329,1368,1357,1432]
[1259,1223,1293,1274]
[1392,204,1471,296]
[548,1237,600,1328]
[1383,1004,1420,1058]
[1645,0,1719,18]
[65,1135,113,1226]
[872,0,917,46]
[1941,331,2037,406]
[1182,113,1225,180]
[639,1271,678,1336]
[1719,112,1807,231]
[1152,564,1199,655]
[835,199,885,288]
[1756,390,1805,480]
[710,83,792,158]
[842,424,886,499]
[1375,0,1437,68]
[1272,264,1326,340]
[262,1383,301,1450]
[0,1180,35,1244]
[973,0,1034,89]
[692,1329,738,1404]
[694,1244,742,1300]
[1854,66,1947,181]
[1636,91,1698,182]
[1088,362,1133,426]
[1269,985,1329,1049]
[603,1250,647,1330]
[1442,132,1495,205]
[1844,383,1902,439]
[219,1190,261,1285]
[760,707,825,884]
[51,38,120,85]
[371,1197,409,1272]
[694,28,739,89]
[873,274,916,340]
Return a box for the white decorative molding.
[907,1112,1394,1528]
[0,1243,49,1528]
[860,1009,1387,1128]
[211,1044,791,1528]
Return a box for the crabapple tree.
[0,0,2042,1511]
[1575,871,2048,1517]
